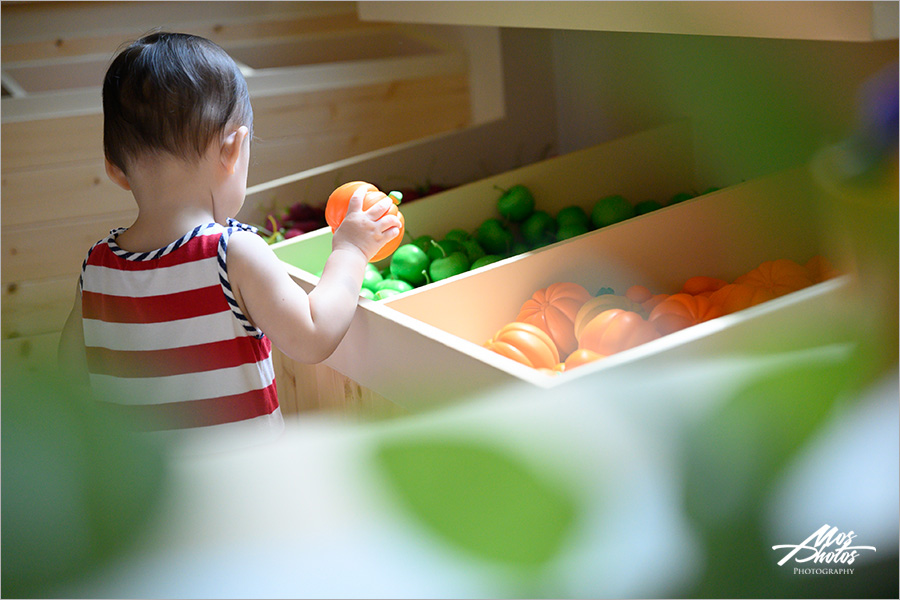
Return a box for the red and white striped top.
[80,220,283,447]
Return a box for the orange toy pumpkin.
[642,293,670,313]
[708,283,776,314]
[516,282,591,357]
[805,255,840,283]
[648,293,724,336]
[325,181,405,262]
[572,293,646,341]
[734,259,813,297]
[625,284,653,304]
[680,275,728,297]
[578,309,660,356]
[485,322,560,370]
[564,348,605,370]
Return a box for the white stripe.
[82,311,243,351]
[89,359,276,406]
[82,255,221,296]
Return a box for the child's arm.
[227,185,401,363]
[58,284,91,386]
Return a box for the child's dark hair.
[103,32,253,173]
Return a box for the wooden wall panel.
[2,161,131,227]
[1,114,104,171]
[1,212,137,283]
[2,277,77,339]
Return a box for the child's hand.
[332,184,402,261]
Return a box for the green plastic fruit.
[521,210,556,247]
[471,255,502,269]
[476,218,513,255]
[461,239,486,263]
[555,221,589,241]
[555,205,591,229]
[429,251,470,282]
[359,288,376,300]
[591,194,634,228]
[496,184,535,222]
[427,239,465,261]
[362,263,384,292]
[635,200,664,215]
[511,241,530,256]
[375,278,414,294]
[669,191,695,205]
[375,288,402,300]
[390,244,431,286]
[443,228,471,243]
[411,234,436,253]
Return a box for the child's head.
[103,32,253,175]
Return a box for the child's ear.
[220,126,250,175]
[104,159,131,191]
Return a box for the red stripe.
[98,383,279,430]
[86,337,270,378]
[82,285,229,323]
[89,234,220,272]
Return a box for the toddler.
[58,32,401,451]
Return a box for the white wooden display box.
[269,121,851,409]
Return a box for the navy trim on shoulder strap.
[218,225,266,339]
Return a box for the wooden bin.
[263,120,854,412]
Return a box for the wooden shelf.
[359,1,898,42]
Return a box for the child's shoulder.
[224,226,280,269]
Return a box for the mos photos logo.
[772,524,877,575]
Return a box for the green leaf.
[374,437,578,569]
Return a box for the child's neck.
[117,155,223,252]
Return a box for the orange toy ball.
[325,181,405,262]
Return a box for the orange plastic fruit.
[516,282,591,358]
[708,283,776,314]
[735,259,813,297]
[680,275,728,297]
[805,255,840,283]
[484,321,560,370]
[577,309,660,356]
[625,284,653,304]
[325,181,405,262]
[563,348,605,370]
[648,293,723,336]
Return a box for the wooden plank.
[1,113,103,171]
[270,346,403,419]
[271,349,303,417]
[1,161,132,227]
[1,212,136,283]
[359,1,897,42]
[0,2,355,44]
[247,75,470,188]
[2,276,77,339]
[1,73,468,178]
[250,74,469,141]
[0,14,387,64]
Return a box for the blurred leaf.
[684,347,862,531]
[1,367,167,598]
[374,436,578,570]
